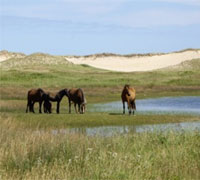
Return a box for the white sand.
[0,55,10,62]
[65,50,200,72]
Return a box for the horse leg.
[128,101,131,115]
[39,101,42,113]
[133,100,136,110]
[32,102,35,113]
[26,100,30,113]
[57,101,60,114]
[78,104,81,114]
[132,100,136,115]
[43,102,47,113]
[29,101,33,112]
[68,100,71,114]
[122,101,125,114]
[74,103,78,114]
[128,108,131,115]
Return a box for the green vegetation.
[0,52,200,179]
[0,117,200,180]
[1,112,200,129]
[1,56,200,102]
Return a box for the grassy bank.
[1,112,200,129]
[1,58,200,102]
[0,118,199,180]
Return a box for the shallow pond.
[42,96,200,137]
[52,122,200,136]
[90,96,200,115]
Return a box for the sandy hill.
[0,50,26,62]
[65,49,200,72]
[0,52,70,69]
[1,49,200,72]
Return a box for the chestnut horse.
[68,88,86,114]
[26,88,48,113]
[47,89,69,114]
[121,85,136,115]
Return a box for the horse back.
[28,88,44,101]
[129,88,136,99]
[69,88,85,104]
[121,86,136,102]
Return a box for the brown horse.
[121,85,136,115]
[47,89,69,114]
[43,100,52,114]
[68,88,86,114]
[26,88,48,113]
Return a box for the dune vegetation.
[0,51,200,179]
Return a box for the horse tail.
[131,100,136,110]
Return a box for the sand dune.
[0,50,25,62]
[65,49,200,72]
[1,49,200,72]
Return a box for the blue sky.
[0,0,200,55]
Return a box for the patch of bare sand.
[65,50,200,72]
[0,50,25,62]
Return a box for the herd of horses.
[26,85,136,115]
[26,88,86,114]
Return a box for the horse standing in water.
[68,88,86,114]
[26,88,48,113]
[121,85,136,115]
[48,89,69,114]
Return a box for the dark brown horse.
[43,100,52,114]
[26,88,48,113]
[121,85,136,115]
[68,88,86,114]
[48,89,69,114]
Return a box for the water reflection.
[52,122,200,137]
[91,96,200,115]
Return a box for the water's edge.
[50,122,200,137]
[90,96,200,115]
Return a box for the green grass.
[1,59,200,102]
[1,112,200,129]
[0,54,200,179]
[0,117,199,180]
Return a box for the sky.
[0,0,200,55]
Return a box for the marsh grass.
[1,59,200,102]
[0,117,199,180]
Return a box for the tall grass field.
[0,51,200,179]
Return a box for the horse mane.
[47,89,68,102]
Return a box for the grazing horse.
[26,88,48,113]
[68,88,86,114]
[43,100,52,114]
[48,89,69,114]
[121,85,136,115]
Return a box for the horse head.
[124,84,131,96]
[80,98,87,114]
[64,89,69,97]
[80,103,86,114]
[41,92,50,101]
